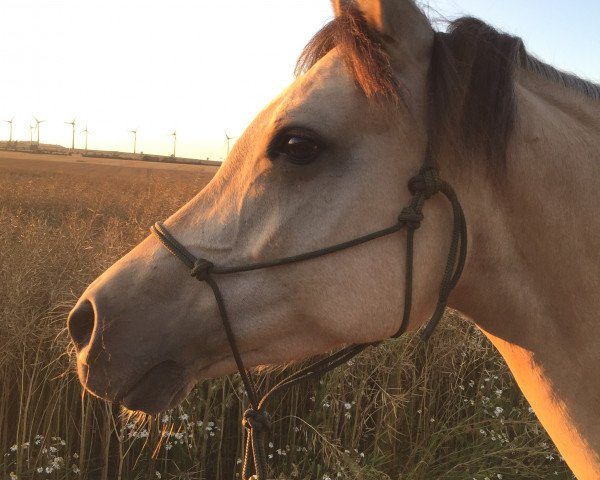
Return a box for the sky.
[1,1,599,160]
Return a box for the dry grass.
[0,153,572,479]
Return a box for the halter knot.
[398,207,424,229]
[190,258,214,280]
[242,408,271,432]
[408,167,441,199]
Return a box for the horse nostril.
[68,300,96,351]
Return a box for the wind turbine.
[169,130,177,158]
[224,130,235,157]
[33,117,46,145]
[65,118,76,150]
[129,128,138,154]
[81,126,90,151]
[29,124,35,142]
[4,117,14,143]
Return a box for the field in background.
[0,153,572,479]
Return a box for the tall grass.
[0,160,573,479]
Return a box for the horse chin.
[119,360,195,414]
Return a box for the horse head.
[67,0,459,415]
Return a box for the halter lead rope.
[150,164,467,480]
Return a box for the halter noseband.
[150,154,467,480]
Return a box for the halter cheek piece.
[151,157,467,480]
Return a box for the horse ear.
[332,0,433,68]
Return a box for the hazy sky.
[1,1,598,159]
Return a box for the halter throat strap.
[150,164,467,480]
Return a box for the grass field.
[0,151,573,479]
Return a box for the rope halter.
[150,160,467,479]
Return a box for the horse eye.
[277,135,321,165]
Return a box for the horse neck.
[446,70,600,478]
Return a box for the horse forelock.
[295,6,401,103]
[295,10,600,174]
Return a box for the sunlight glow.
[1,1,598,159]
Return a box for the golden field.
[0,151,571,479]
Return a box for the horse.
[67,0,600,478]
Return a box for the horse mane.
[296,9,600,169]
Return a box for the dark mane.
[296,11,600,169]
